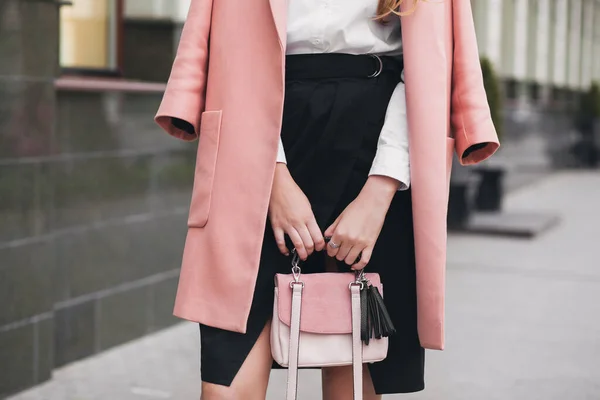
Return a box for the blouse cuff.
[368,144,410,191]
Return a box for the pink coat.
[155,0,499,350]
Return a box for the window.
[59,0,123,75]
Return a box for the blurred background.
[0,0,599,399]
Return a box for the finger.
[295,224,315,256]
[307,219,325,252]
[326,234,342,258]
[273,226,289,256]
[324,214,341,239]
[352,246,372,270]
[336,240,353,262]
[287,227,308,260]
[344,244,363,267]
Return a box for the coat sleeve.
[154,0,213,141]
[451,0,500,165]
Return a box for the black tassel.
[368,288,380,338]
[360,281,396,344]
[369,285,396,337]
[360,286,369,344]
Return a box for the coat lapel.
[268,0,287,49]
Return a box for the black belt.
[285,53,404,81]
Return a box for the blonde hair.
[376,0,420,20]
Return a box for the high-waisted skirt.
[199,53,425,395]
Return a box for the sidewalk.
[9,171,600,400]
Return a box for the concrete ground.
[8,171,600,400]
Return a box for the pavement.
[8,171,600,400]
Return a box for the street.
[9,171,600,400]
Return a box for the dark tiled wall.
[0,89,195,397]
[0,3,195,397]
[0,0,60,395]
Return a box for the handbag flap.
[275,272,382,334]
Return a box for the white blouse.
[278,0,410,189]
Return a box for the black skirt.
[199,53,425,395]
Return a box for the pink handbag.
[271,251,394,400]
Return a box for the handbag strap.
[286,282,363,400]
[350,283,363,400]
[286,282,303,399]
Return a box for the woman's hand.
[324,176,400,270]
[269,164,326,260]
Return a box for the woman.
[156,0,499,398]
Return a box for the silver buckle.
[349,270,367,290]
[290,249,304,288]
[367,54,383,78]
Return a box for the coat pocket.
[188,110,223,228]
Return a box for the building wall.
[0,0,195,397]
[473,0,600,170]
[0,0,60,394]
[475,0,600,92]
